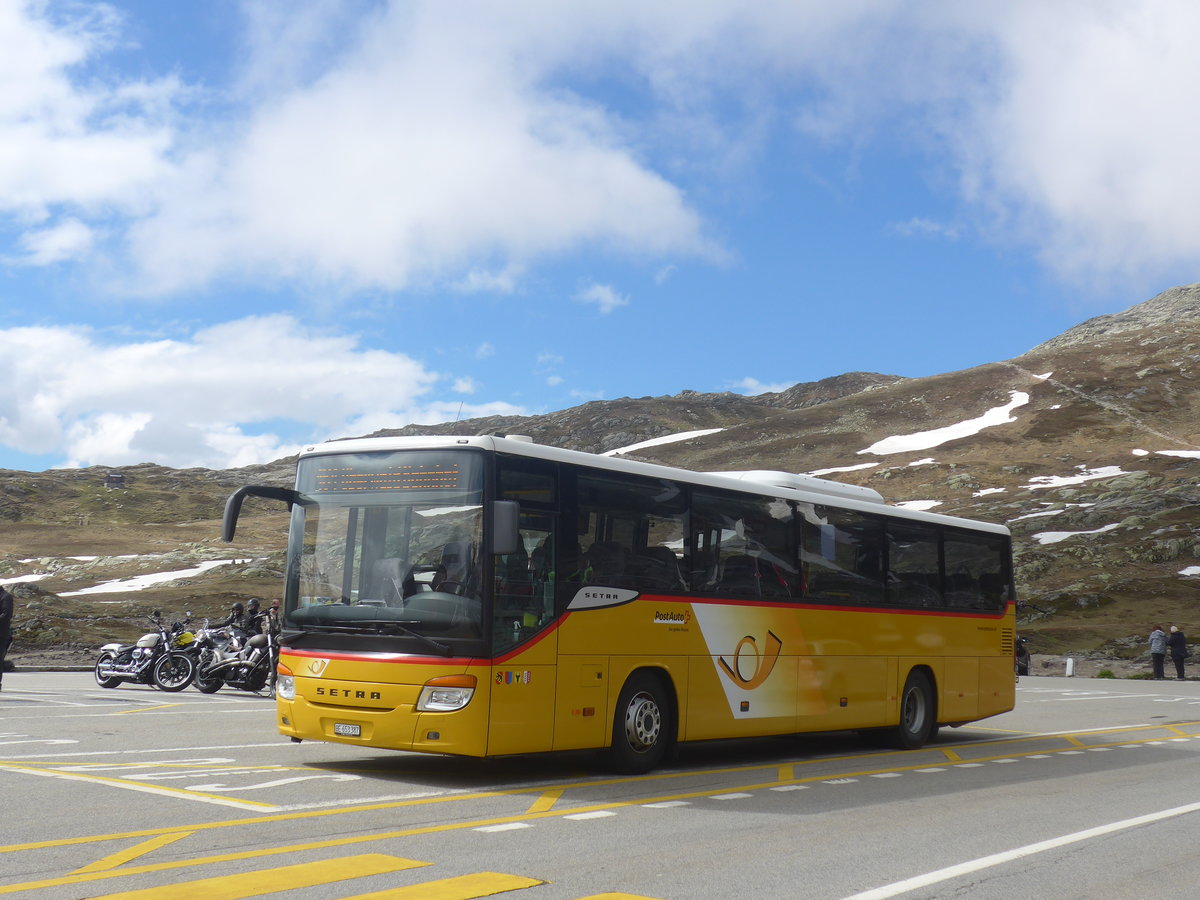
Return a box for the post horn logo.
[718,631,782,690]
[306,658,329,676]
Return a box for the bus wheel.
[608,672,671,774]
[890,669,935,749]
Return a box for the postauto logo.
[653,609,692,625]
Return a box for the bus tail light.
[276,662,295,701]
[417,674,477,712]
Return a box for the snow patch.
[858,392,1029,456]
[1032,524,1120,545]
[806,462,878,476]
[603,428,725,457]
[60,559,257,596]
[1024,466,1127,490]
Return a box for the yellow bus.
[223,434,1016,772]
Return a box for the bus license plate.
[333,723,361,737]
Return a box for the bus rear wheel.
[607,672,672,774]
[889,669,935,749]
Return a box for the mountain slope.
[3,285,1198,661]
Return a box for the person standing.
[1149,625,1167,680]
[0,584,14,692]
[1168,625,1188,680]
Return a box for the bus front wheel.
[890,669,935,749]
[607,671,672,774]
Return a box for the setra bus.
[222,434,1016,772]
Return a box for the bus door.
[486,511,559,755]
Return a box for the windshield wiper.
[305,620,451,655]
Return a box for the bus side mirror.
[490,500,520,556]
[222,485,301,542]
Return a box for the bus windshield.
[289,450,485,645]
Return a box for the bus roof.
[301,434,1010,536]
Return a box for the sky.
[2,0,1200,473]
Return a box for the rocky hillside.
[2,285,1198,663]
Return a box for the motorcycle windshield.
[289,450,485,646]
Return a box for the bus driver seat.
[368,558,407,606]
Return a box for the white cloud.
[453,264,525,294]
[475,342,495,360]
[6,1,1200,296]
[924,3,1200,285]
[575,282,629,314]
[732,376,792,395]
[14,218,95,265]
[0,2,178,232]
[452,377,476,394]
[0,316,524,469]
[546,375,564,386]
[888,217,960,241]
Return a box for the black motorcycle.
[192,614,279,695]
[94,611,197,692]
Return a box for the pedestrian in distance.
[1149,625,1167,680]
[1168,625,1188,681]
[0,584,13,691]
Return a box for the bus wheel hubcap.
[624,691,661,751]
[903,689,925,732]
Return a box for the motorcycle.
[192,613,279,695]
[94,611,197,692]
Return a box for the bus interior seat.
[630,546,686,591]
[585,541,627,585]
[367,558,407,606]
[440,541,474,583]
[717,554,760,595]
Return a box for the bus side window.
[801,506,884,606]
[693,490,798,600]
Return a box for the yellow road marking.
[3,717,1198,894]
[5,726,1193,896]
[72,832,194,874]
[779,764,794,781]
[1064,734,1086,747]
[940,747,962,762]
[0,762,277,812]
[526,788,563,814]
[114,703,185,715]
[341,872,544,899]
[88,853,426,899]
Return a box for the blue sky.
[2,1,1198,472]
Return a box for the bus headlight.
[276,664,295,701]
[416,674,477,711]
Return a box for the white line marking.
[712,792,753,800]
[643,801,690,808]
[189,774,360,791]
[843,800,1200,899]
[2,742,285,760]
[565,811,616,820]
[475,823,531,833]
[0,763,277,811]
